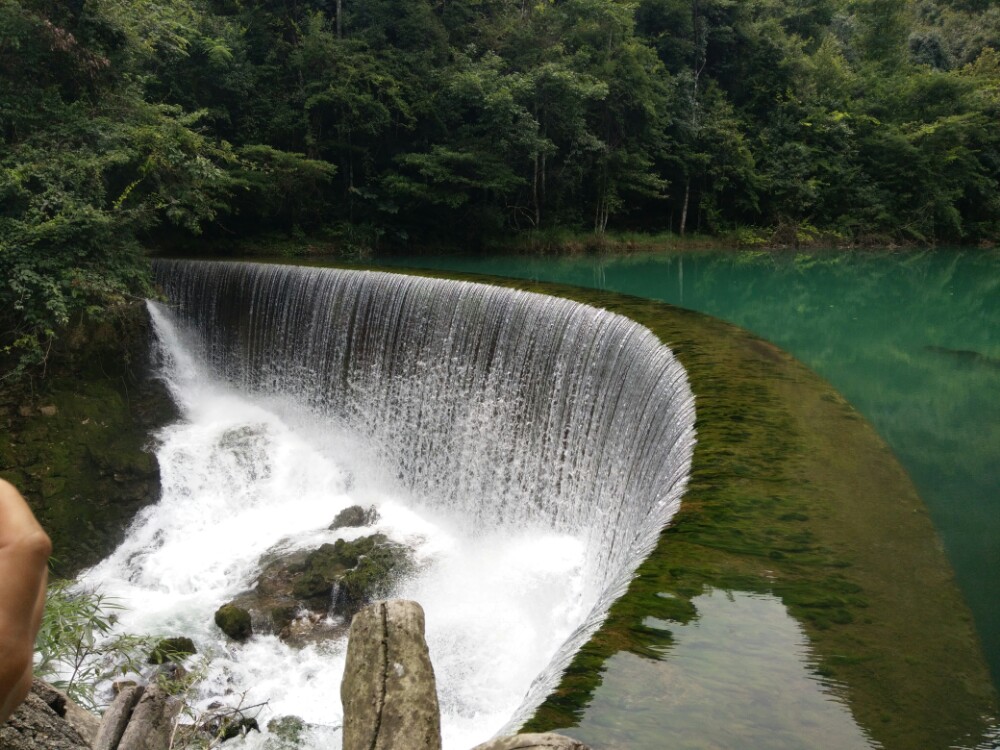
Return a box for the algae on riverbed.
[517,286,998,750]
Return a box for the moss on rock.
[224,533,413,646]
[287,535,410,613]
[336,542,412,615]
[0,302,177,577]
[265,715,306,748]
[215,604,253,642]
[330,505,379,529]
[148,637,197,664]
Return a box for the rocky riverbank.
[0,303,177,577]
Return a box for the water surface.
[376,248,1000,686]
[566,590,875,750]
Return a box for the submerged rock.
[214,604,253,641]
[263,715,307,749]
[202,714,260,742]
[266,715,305,739]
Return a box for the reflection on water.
[560,590,876,750]
[377,248,1000,687]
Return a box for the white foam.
[78,305,587,748]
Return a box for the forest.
[2,0,1000,372]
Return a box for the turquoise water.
[375,248,1000,687]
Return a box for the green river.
[377,247,1000,695]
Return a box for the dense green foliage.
[3,0,1000,367]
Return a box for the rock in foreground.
[0,680,97,750]
[341,600,441,750]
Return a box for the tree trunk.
[533,152,541,227]
[594,195,609,235]
[680,179,690,237]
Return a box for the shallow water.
[375,248,1000,686]
[567,590,876,750]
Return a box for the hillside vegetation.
[3,0,1000,370]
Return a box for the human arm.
[0,479,51,723]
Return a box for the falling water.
[81,260,696,748]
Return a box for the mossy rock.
[304,535,389,576]
[330,504,379,529]
[265,715,306,748]
[40,476,67,499]
[281,535,411,614]
[86,442,158,478]
[291,571,332,601]
[270,604,299,633]
[215,603,253,641]
[0,303,178,578]
[231,533,415,646]
[206,715,260,742]
[148,636,198,664]
[288,534,401,608]
[334,541,413,616]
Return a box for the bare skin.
[0,479,51,723]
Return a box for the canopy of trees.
[3,0,1000,370]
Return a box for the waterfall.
[84,259,696,748]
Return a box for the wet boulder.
[147,636,197,664]
[264,715,307,749]
[336,541,411,615]
[330,505,380,530]
[224,533,413,646]
[203,714,260,742]
[214,603,253,641]
[289,535,409,611]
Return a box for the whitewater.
[77,262,696,749]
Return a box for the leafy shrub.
[33,580,153,709]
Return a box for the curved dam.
[83,259,696,747]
